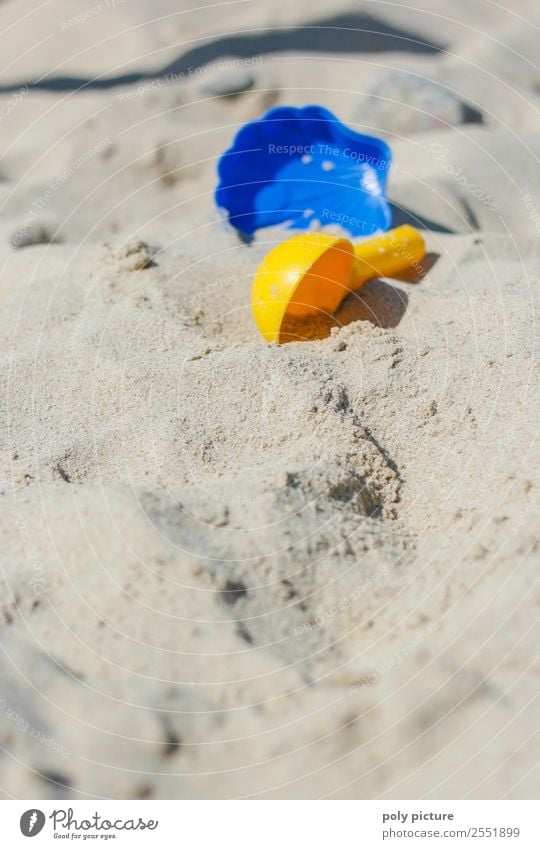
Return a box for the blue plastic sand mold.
[215,105,392,238]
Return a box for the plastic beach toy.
[252,224,425,343]
[216,105,392,238]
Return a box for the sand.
[0,0,539,799]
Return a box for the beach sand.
[0,0,539,799]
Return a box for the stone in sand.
[354,70,483,136]
[9,222,59,250]
[201,67,255,98]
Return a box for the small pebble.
[9,222,58,250]
[201,68,255,98]
[112,238,156,271]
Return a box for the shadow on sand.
[279,252,440,343]
[0,11,445,93]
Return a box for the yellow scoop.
[252,224,425,343]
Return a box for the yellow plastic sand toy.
[252,224,425,343]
